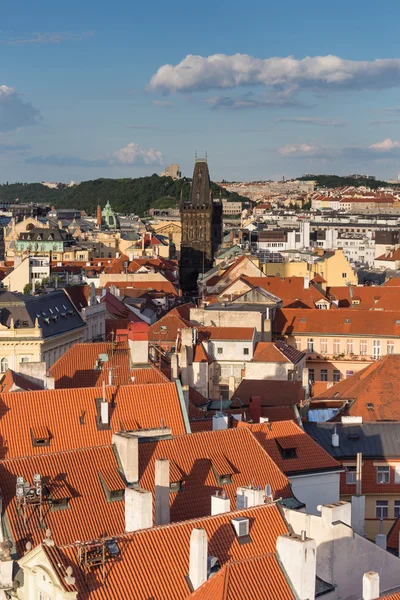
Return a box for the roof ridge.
[56,502,281,550]
[0,443,115,464]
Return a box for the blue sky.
[2,0,400,183]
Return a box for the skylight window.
[367,403,374,411]
[345,318,350,324]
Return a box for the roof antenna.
[103,380,106,402]
[195,150,197,162]
[161,417,165,429]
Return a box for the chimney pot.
[362,572,380,600]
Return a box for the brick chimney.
[97,204,102,228]
[249,396,261,423]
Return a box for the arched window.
[0,358,8,373]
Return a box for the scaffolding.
[16,474,47,527]
[76,537,120,584]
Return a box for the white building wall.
[283,505,400,600]
[289,471,341,515]
[208,340,254,362]
[245,361,291,380]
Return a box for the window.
[333,339,341,354]
[387,340,395,354]
[377,466,390,484]
[395,466,400,484]
[320,339,328,354]
[333,369,341,383]
[346,339,354,355]
[345,466,357,484]
[320,369,328,382]
[376,500,388,519]
[294,338,302,350]
[307,338,314,353]
[217,347,223,355]
[308,369,315,383]
[360,339,367,355]
[19,356,30,364]
[243,348,249,356]
[346,370,354,378]
[0,358,8,373]
[342,273,347,278]
[395,501,400,519]
[373,340,381,358]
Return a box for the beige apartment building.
[275,308,400,383]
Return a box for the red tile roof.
[0,370,43,393]
[274,307,400,336]
[193,343,213,363]
[138,428,292,523]
[311,355,400,421]
[327,285,400,310]
[252,340,304,364]
[237,421,340,475]
[149,311,191,343]
[0,382,186,458]
[241,276,327,309]
[101,292,143,321]
[190,553,295,600]
[104,280,178,295]
[202,327,255,341]
[49,342,168,388]
[49,503,290,599]
[0,445,126,552]
[233,380,304,407]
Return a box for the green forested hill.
[0,175,249,216]
[298,174,391,189]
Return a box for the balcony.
[306,352,377,362]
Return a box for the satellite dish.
[36,488,41,496]
[33,474,41,482]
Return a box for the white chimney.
[304,276,310,289]
[276,532,316,600]
[321,501,351,528]
[125,487,152,532]
[212,413,228,431]
[0,540,13,589]
[362,572,380,600]
[351,495,365,537]
[236,486,265,509]
[113,432,139,483]
[331,426,339,448]
[376,532,387,550]
[100,399,109,425]
[211,491,230,516]
[189,528,208,591]
[259,416,269,423]
[155,458,170,526]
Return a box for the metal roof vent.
[231,517,249,538]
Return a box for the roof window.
[367,403,374,411]
[209,454,234,486]
[30,426,51,447]
[345,318,350,324]
[276,440,297,460]
[300,317,306,323]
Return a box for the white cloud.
[0,85,41,132]
[148,53,400,95]
[276,116,346,127]
[113,142,163,165]
[152,100,172,107]
[369,138,400,152]
[279,143,328,157]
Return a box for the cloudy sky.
[2,0,400,182]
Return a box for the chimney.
[276,532,316,600]
[362,572,380,600]
[228,375,236,400]
[321,501,351,528]
[97,204,102,228]
[331,426,339,448]
[212,413,228,430]
[211,491,230,515]
[125,487,152,532]
[155,458,170,526]
[113,432,139,483]
[375,519,387,550]
[352,452,365,536]
[249,396,261,423]
[304,276,310,289]
[128,322,149,364]
[189,529,208,591]
[236,486,266,509]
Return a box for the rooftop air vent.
[231,517,249,538]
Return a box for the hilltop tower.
[179,157,222,295]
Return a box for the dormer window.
[169,460,184,493]
[30,426,51,447]
[99,472,125,502]
[209,454,234,486]
[276,440,297,460]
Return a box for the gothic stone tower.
[179,158,222,295]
